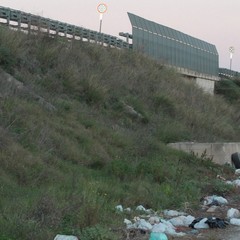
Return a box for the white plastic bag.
[193,218,209,229]
[203,195,228,206]
[163,210,186,217]
[169,215,195,227]
[227,208,240,219]
[54,235,78,240]
[115,205,123,212]
[137,219,152,230]
[149,216,160,224]
[136,205,146,211]
[151,223,167,233]
[230,218,240,226]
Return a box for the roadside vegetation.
[215,76,240,104]
[0,26,239,239]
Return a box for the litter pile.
[118,169,240,239]
[118,195,239,240]
[53,169,240,240]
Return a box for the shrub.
[0,46,16,72]
[80,225,117,240]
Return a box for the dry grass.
[0,26,239,239]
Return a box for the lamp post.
[229,46,234,71]
[97,3,107,33]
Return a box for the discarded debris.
[152,220,186,237]
[136,205,147,212]
[189,217,228,229]
[206,205,219,213]
[148,216,160,224]
[169,215,195,227]
[235,169,240,175]
[115,205,124,212]
[227,208,240,219]
[230,218,240,226]
[135,205,153,214]
[163,210,186,217]
[202,195,228,206]
[227,179,240,187]
[206,217,228,228]
[189,217,209,229]
[149,232,168,240]
[124,217,152,230]
[54,235,78,240]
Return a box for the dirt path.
[171,225,240,240]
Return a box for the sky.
[1,0,240,71]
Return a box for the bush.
[0,46,16,72]
[215,79,240,103]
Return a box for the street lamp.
[97,3,107,33]
[229,46,234,71]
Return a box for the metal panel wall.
[128,13,219,76]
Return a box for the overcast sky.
[1,0,240,71]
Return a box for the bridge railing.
[0,6,131,49]
[219,68,240,79]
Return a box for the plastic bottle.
[149,232,168,240]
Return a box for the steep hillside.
[0,26,239,239]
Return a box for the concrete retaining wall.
[168,142,240,165]
[196,77,215,94]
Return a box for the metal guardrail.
[219,68,240,79]
[0,6,131,49]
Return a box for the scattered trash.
[151,223,166,233]
[119,188,237,239]
[148,216,160,224]
[54,235,78,240]
[232,179,240,187]
[217,175,226,181]
[125,207,131,212]
[206,205,219,213]
[115,205,123,212]
[205,217,228,228]
[226,179,240,187]
[135,205,153,214]
[230,218,240,226]
[235,169,240,175]
[136,205,146,211]
[189,217,209,229]
[124,218,152,230]
[149,232,168,240]
[157,220,186,237]
[163,210,186,217]
[227,208,240,219]
[137,219,153,231]
[124,218,133,229]
[169,215,195,227]
[202,195,228,206]
[189,217,228,229]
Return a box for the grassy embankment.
[0,26,239,239]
